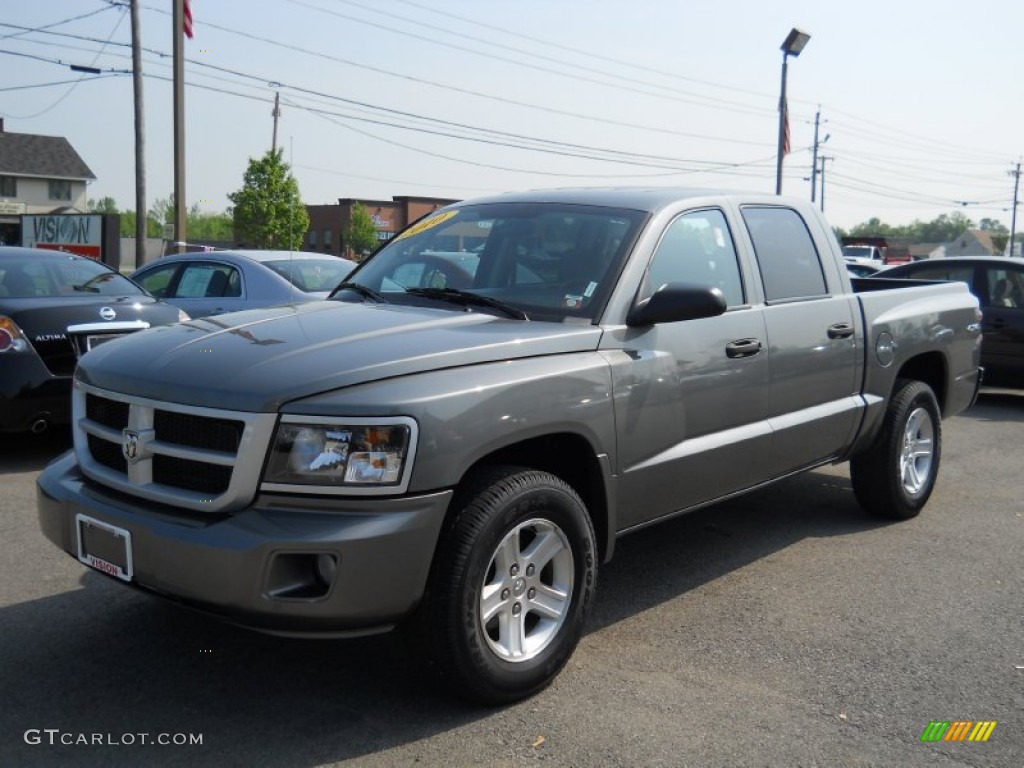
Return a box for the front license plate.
[76,515,133,582]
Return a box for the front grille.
[75,385,277,514]
[153,455,233,494]
[154,410,243,453]
[89,433,127,474]
[87,395,129,430]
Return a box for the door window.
[741,207,827,302]
[983,267,1024,308]
[647,209,744,306]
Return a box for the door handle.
[725,338,762,358]
[827,322,855,339]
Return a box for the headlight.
[262,416,417,494]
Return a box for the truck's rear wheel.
[420,466,596,704]
[850,379,941,519]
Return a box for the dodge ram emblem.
[122,430,141,463]
[99,306,117,321]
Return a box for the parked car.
[130,250,357,318]
[0,246,187,434]
[873,256,1024,385]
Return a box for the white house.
[0,119,96,246]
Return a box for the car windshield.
[336,203,645,321]
[0,255,145,298]
[264,258,355,292]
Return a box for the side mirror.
[626,282,727,326]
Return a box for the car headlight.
[262,416,417,494]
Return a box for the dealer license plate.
[76,515,133,582]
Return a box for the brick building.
[306,195,459,260]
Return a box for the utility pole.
[819,156,832,212]
[810,109,828,204]
[130,0,146,265]
[1010,162,1021,257]
[271,91,281,153]
[172,0,186,253]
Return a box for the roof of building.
[0,128,96,181]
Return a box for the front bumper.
[37,450,452,636]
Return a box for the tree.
[343,202,379,259]
[227,149,309,249]
[87,196,119,214]
[187,204,234,241]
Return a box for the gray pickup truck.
[37,188,981,703]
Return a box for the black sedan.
[0,246,187,434]
[875,256,1024,386]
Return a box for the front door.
[607,208,772,530]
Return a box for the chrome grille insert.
[74,383,277,513]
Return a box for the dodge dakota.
[37,188,982,703]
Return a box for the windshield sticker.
[584,281,598,298]
[394,210,459,241]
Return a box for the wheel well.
[458,433,610,562]
[896,353,947,411]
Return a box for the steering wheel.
[418,255,474,290]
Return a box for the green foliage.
[344,202,380,258]
[847,211,990,244]
[227,149,309,249]
[87,196,119,214]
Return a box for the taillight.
[0,316,30,353]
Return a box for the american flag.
[183,0,194,39]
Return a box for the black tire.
[417,465,597,704]
[850,379,942,519]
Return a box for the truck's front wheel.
[420,466,597,704]
[850,379,942,519]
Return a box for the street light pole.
[775,28,811,196]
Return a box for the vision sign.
[22,214,103,259]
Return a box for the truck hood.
[76,301,604,411]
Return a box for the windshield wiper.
[333,282,388,303]
[405,287,528,320]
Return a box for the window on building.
[48,180,72,201]
[323,229,332,247]
[308,230,317,246]
[0,176,15,197]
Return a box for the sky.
[2,0,1023,232]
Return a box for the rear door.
[978,262,1024,382]
[739,206,860,473]
[164,261,245,318]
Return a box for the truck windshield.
[336,203,646,322]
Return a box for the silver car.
[130,249,357,317]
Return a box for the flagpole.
[172,0,186,252]
[774,51,789,196]
[774,29,810,196]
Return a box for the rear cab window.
[740,207,827,302]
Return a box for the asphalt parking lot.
[1,389,1021,767]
